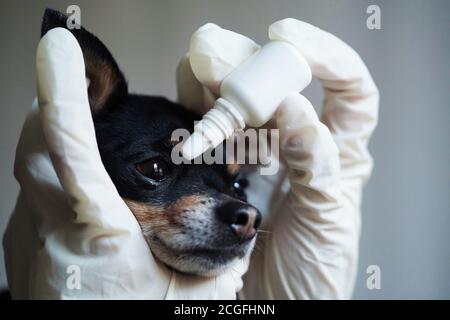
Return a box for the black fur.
[40,9,259,274]
[94,94,238,204]
[40,8,245,207]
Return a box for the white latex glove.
[177,19,379,299]
[3,28,247,299]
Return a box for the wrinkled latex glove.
[3,28,247,299]
[177,19,378,299]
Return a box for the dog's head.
[41,9,261,276]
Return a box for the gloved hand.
[177,19,379,299]
[3,28,247,299]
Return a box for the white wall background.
[0,0,449,299]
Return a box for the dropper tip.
[181,131,213,160]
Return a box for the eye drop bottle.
[181,41,312,160]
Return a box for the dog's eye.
[231,177,248,199]
[136,158,170,182]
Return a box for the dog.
[41,8,261,276]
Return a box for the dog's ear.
[41,8,127,113]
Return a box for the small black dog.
[41,9,261,276]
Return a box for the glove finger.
[269,19,379,183]
[275,92,340,201]
[36,28,137,231]
[177,23,260,115]
[189,23,260,95]
[269,18,378,92]
[176,54,217,115]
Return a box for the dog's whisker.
[255,233,271,243]
[253,242,264,254]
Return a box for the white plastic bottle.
[181,41,312,160]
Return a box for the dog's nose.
[216,202,262,241]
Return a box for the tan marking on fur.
[169,194,207,213]
[123,199,166,235]
[86,56,119,112]
[227,163,241,175]
[124,199,164,221]
[124,195,209,235]
[124,195,213,273]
